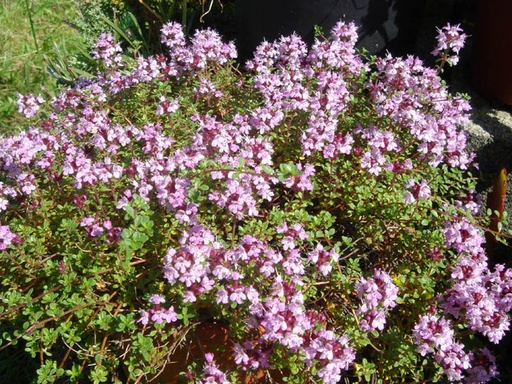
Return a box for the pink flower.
[432,23,467,66]
[283,163,315,192]
[156,96,179,115]
[0,225,17,250]
[148,294,166,305]
[138,310,150,326]
[404,179,431,204]
[92,33,123,68]
[17,93,44,118]
[200,353,230,384]
[356,269,398,331]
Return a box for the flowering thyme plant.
[1,21,511,383]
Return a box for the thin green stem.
[182,0,188,32]
[24,0,39,52]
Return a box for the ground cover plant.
[1,19,511,384]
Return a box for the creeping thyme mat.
[1,21,511,383]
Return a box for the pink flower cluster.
[199,353,230,384]
[442,218,512,344]
[80,217,122,244]
[0,225,17,251]
[368,54,472,169]
[404,178,431,204]
[246,21,472,179]
[0,181,16,212]
[156,96,179,115]
[413,312,471,381]
[356,269,398,332]
[0,20,474,230]
[160,22,237,74]
[282,162,315,192]
[246,25,366,160]
[431,23,467,66]
[138,294,178,326]
[303,329,355,383]
[413,312,499,383]
[159,221,352,383]
[409,209,511,382]
[17,93,44,118]
[465,348,499,384]
[91,33,123,68]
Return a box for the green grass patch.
[0,0,85,135]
